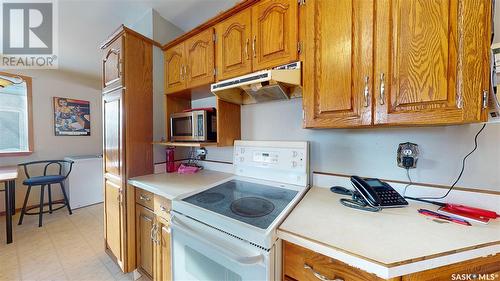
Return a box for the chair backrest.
[18,160,74,179]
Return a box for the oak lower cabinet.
[101,25,154,272]
[283,241,500,281]
[136,205,155,278]
[283,241,394,281]
[154,218,172,281]
[303,0,492,128]
[135,187,172,281]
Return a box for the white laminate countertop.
[128,170,233,200]
[278,187,500,279]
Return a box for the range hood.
[211,61,301,104]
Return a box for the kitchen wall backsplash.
[192,96,500,192]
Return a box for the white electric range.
[171,140,309,281]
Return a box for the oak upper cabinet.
[215,9,252,80]
[165,43,187,94]
[373,0,491,125]
[185,28,215,88]
[303,0,491,128]
[302,0,374,128]
[136,205,155,279]
[102,38,123,89]
[251,0,298,71]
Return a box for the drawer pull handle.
[139,194,151,201]
[304,264,343,281]
[160,205,169,212]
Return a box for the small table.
[1,166,18,244]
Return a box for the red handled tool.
[418,209,471,226]
[406,197,499,222]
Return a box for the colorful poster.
[53,97,90,136]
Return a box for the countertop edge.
[277,229,500,279]
[127,179,175,200]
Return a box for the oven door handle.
[171,215,264,265]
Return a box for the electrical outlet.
[397,142,419,169]
[195,148,207,160]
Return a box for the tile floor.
[0,203,146,281]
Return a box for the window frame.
[0,72,33,157]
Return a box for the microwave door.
[194,111,207,141]
[171,113,194,141]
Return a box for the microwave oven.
[170,109,217,142]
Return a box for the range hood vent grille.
[211,62,301,105]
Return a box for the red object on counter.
[166,147,176,173]
[445,204,499,219]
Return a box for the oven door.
[171,213,270,281]
[170,112,195,141]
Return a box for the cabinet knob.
[304,264,343,281]
[379,73,385,105]
[245,38,250,60]
[252,36,257,58]
[363,76,370,107]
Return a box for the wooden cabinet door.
[283,241,395,281]
[374,0,491,125]
[185,28,215,88]
[251,0,298,70]
[215,9,252,80]
[104,178,123,267]
[103,88,123,180]
[165,43,187,94]
[135,205,154,279]
[302,0,374,128]
[102,38,123,89]
[103,87,126,269]
[154,219,172,281]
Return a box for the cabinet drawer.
[135,188,154,210]
[283,241,393,281]
[154,195,171,222]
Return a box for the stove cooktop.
[182,180,298,229]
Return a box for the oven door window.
[172,116,193,136]
[172,218,267,281]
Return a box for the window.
[0,72,33,156]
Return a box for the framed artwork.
[53,97,91,136]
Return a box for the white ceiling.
[53,0,239,85]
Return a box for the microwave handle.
[171,215,264,265]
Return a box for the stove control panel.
[233,141,309,186]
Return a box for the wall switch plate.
[397,142,419,169]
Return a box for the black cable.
[402,168,412,197]
[417,123,487,200]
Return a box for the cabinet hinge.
[298,0,306,6]
[302,109,305,120]
[482,90,489,109]
[213,68,217,76]
[297,41,303,54]
[213,33,217,42]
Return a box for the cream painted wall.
[197,94,500,193]
[0,70,102,212]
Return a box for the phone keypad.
[376,189,408,206]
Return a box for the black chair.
[18,160,74,227]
